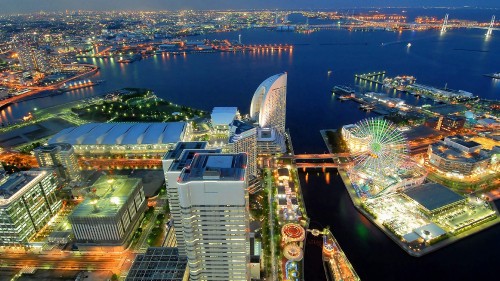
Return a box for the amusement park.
[340,118,500,256]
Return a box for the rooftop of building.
[70,175,141,218]
[445,115,466,121]
[230,120,256,135]
[126,247,187,281]
[34,143,73,153]
[169,149,221,172]
[211,107,238,126]
[431,141,489,163]
[477,118,499,126]
[425,104,468,115]
[0,170,45,203]
[164,141,208,160]
[229,120,256,143]
[49,122,186,146]
[446,136,481,149]
[413,223,447,241]
[257,127,279,141]
[404,125,441,141]
[179,153,247,182]
[403,183,465,212]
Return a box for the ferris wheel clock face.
[351,118,408,174]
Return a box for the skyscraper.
[250,72,287,134]
[34,143,81,182]
[162,141,220,257]
[177,153,249,281]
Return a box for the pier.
[354,71,386,84]
[307,228,360,281]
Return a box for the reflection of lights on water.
[305,173,309,183]
[325,172,330,184]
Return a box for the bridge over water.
[281,153,352,160]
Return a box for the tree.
[111,273,119,281]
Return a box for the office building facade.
[0,170,61,245]
[162,142,220,257]
[177,153,250,281]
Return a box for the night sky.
[1,0,499,14]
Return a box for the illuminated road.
[0,251,136,273]
[0,152,38,167]
[134,208,162,253]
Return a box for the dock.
[354,71,386,84]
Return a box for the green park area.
[71,88,207,122]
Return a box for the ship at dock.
[383,75,416,91]
[359,103,375,111]
[332,85,355,95]
[338,94,354,101]
[322,228,360,281]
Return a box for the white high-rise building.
[162,142,220,257]
[177,153,250,281]
[250,72,287,134]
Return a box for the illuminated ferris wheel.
[350,118,408,173]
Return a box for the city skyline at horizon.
[1,0,500,15]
